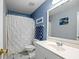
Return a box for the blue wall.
[31,0,53,40]
[7,0,53,40]
[8,10,31,17]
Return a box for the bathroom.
[0,0,79,59]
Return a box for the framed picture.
[36,17,43,24]
[59,17,69,25]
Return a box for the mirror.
[47,0,79,40]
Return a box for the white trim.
[0,0,3,48]
[77,12,79,40]
[47,10,49,39]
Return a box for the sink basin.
[45,42,65,51]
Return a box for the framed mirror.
[47,0,79,44]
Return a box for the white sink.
[36,40,79,59]
[44,41,65,51]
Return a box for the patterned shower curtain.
[6,15,35,55]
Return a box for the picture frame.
[59,17,69,25]
[36,17,43,24]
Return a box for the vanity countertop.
[35,40,79,59]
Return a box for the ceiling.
[6,0,46,14]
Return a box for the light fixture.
[28,2,35,6]
[52,0,69,5]
[52,0,62,5]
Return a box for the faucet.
[56,41,63,46]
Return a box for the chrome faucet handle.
[56,42,63,46]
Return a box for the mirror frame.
[47,0,79,45]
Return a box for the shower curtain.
[6,15,35,55]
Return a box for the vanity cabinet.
[45,49,64,59]
[35,45,45,59]
[35,44,64,59]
